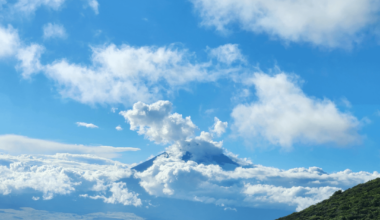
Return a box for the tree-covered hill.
[277,178,380,220]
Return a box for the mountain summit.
[132,151,241,172]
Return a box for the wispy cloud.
[88,0,99,14]
[14,0,66,14]
[0,134,140,158]
[76,122,98,128]
[43,23,67,39]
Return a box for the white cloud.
[0,25,19,58]
[16,44,44,77]
[41,44,216,105]
[32,196,40,201]
[210,117,228,137]
[116,125,123,131]
[18,43,241,106]
[191,0,380,47]
[111,107,118,113]
[0,100,376,212]
[76,122,98,128]
[6,27,241,106]
[81,182,142,206]
[14,0,66,14]
[0,153,140,205]
[0,134,139,158]
[208,44,245,64]
[43,23,67,39]
[204,109,215,115]
[231,88,250,103]
[0,208,144,220]
[231,73,361,148]
[121,100,238,165]
[88,0,99,14]
[135,152,380,211]
[243,184,340,211]
[120,101,198,144]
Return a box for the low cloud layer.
[191,0,380,47]
[0,208,144,220]
[0,132,378,212]
[0,135,139,158]
[232,73,361,148]
[0,153,141,206]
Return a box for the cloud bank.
[0,153,141,206]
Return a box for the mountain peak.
[132,151,240,172]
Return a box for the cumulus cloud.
[0,153,140,205]
[16,42,242,106]
[231,73,361,148]
[0,134,139,158]
[244,184,340,211]
[76,122,98,128]
[40,44,224,105]
[116,125,123,131]
[80,182,142,206]
[0,25,44,78]
[120,101,198,144]
[4,26,240,106]
[88,0,99,14]
[0,208,144,220]
[210,117,228,137]
[121,100,239,165]
[2,26,243,106]
[14,0,66,14]
[191,0,380,47]
[0,25,19,58]
[43,23,67,39]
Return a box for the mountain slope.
[277,178,380,220]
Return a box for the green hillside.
[277,178,380,220]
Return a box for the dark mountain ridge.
[278,178,380,220]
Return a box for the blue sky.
[1,0,380,219]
